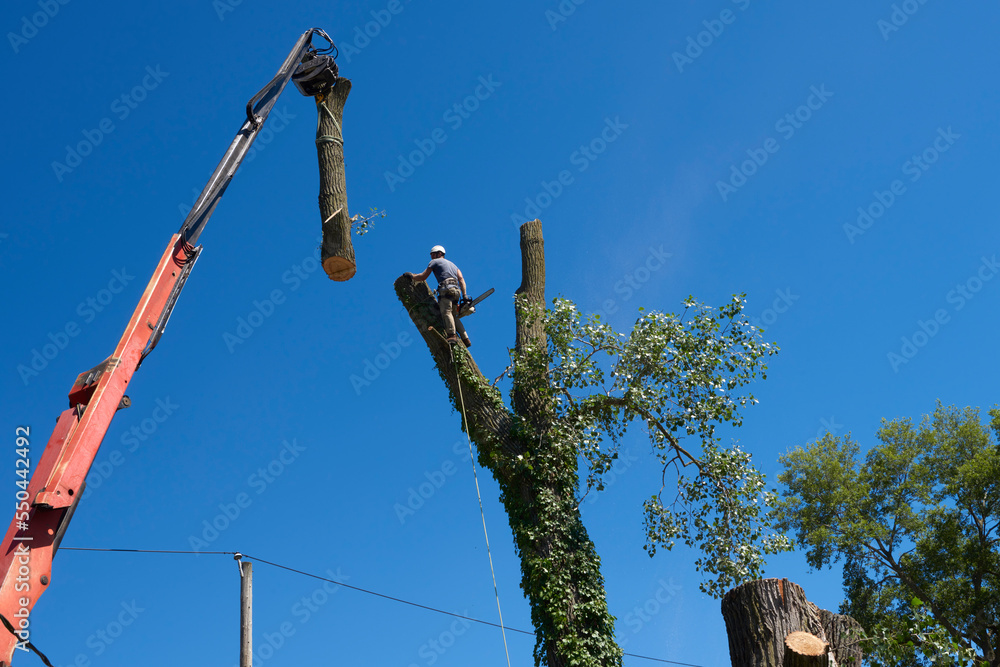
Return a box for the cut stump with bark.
[721,578,838,667]
[314,78,356,281]
[784,632,832,667]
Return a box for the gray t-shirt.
[427,258,459,286]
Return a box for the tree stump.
[819,609,863,666]
[721,578,829,667]
[784,631,832,667]
[314,78,356,281]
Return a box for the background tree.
[776,402,1000,666]
[394,219,789,666]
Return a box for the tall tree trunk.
[314,78,356,281]
[393,220,622,667]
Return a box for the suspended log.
[314,78,356,281]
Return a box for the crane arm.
[0,28,335,665]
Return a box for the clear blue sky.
[2,1,998,665]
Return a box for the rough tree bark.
[314,78,356,281]
[393,219,622,667]
[722,579,858,667]
[819,609,863,667]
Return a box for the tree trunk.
[818,609,863,667]
[721,578,838,667]
[512,219,549,427]
[393,220,622,667]
[315,78,356,281]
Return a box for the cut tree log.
[784,631,832,667]
[314,77,356,281]
[721,578,840,667]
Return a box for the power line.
[60,547,706,666]
[63,547,234,555]
[246,553,534,638]
[62,547,526,634]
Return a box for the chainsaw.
[458,287,494,317]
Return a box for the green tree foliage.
[541,297,790,599]
[777,403,1000,666]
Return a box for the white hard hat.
[430,245,446,255]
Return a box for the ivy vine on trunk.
[394,219,788,666]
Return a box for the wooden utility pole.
[238,555,253,667]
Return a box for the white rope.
[452,347,513,667]
[315,95,344,147]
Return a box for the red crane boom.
[0,28,337,664]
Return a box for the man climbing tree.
[407,244,472,347]
[395,219,790,667]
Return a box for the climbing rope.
[315,93,344,147]
[450,344,513,667]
